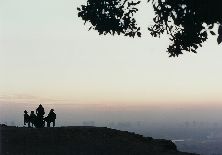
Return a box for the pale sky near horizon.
[1,0,222,109]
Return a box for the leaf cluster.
[77,0,141,37]
[77,0,222,57]
[148,0,222,56]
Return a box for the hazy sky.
[1,0,222,125]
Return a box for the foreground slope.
[0,126,199,155]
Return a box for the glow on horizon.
[1,0,222,106]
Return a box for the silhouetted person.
[45,109,56,127]
[35,104,45,128]
[24,110,30,127]
[36,104,45,117]
[30,111,36,127]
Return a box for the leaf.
[193,44,198,49]
[137,32,141,37]
[210,31,216,35]
[217,35,222,44]
[218,25,222,44]
[208,24,214,29]
[218,25,222,35]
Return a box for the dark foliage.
[77,0,141,37]
[148,0,222,56]
[77,0,222,57]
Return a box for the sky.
[1,0,222,126]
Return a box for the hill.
[0,125,199,155]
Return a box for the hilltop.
[0,125,199,155]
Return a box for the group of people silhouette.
[24,104,56,128]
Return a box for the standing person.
[36,104,45,117]
[35,104,45,128]
[24,110,30,127]
[47,109,56,127]
[29,111,36,127]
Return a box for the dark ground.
[0,125,199,155]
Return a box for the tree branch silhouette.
[77,0,141,37]
[77,0,222,57]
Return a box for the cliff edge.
[0,125,199,155]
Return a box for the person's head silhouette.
[36,104,45,114]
